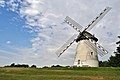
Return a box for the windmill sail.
[85,7,112,31]
[96,43,108,56]
[65,16,83,32]
[56,34,78,57]
[84,40,108,57]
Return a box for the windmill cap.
[84,31,98,42]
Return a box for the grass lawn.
[0,67,120,80]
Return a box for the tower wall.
[74,40,99,67]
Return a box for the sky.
[0,0,120,67]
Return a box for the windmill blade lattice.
[85,7,112,31]
[96,43,108,55]
[56,34,78,57]
[65,16,83,32]
[84,40,108,57]
[85,41,103,56]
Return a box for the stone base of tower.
[74,40,99,67]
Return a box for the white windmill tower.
[56,7,111,67]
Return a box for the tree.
[108,36,120,67]
[116,36,120,53]
[99,61,109,67]
[5,63,29,68]
[51,65,62,67]
[31,65,37,68]
[10,63,15,67]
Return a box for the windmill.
[56,7,111,67]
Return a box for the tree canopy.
[108,36,120,67]
[99,36,120,67]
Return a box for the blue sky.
[0,0,120,67]
[0,5,34,66]
[0,7,32,48]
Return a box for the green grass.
[0,67,120,80]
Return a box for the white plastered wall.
[74,40,99,67]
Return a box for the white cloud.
[0,0,5,7]
[0,0,120,66]
[6,41,11,44]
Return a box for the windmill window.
[91,52,93,55]
[78,60,80,65]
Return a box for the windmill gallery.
[56,7,111,67]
